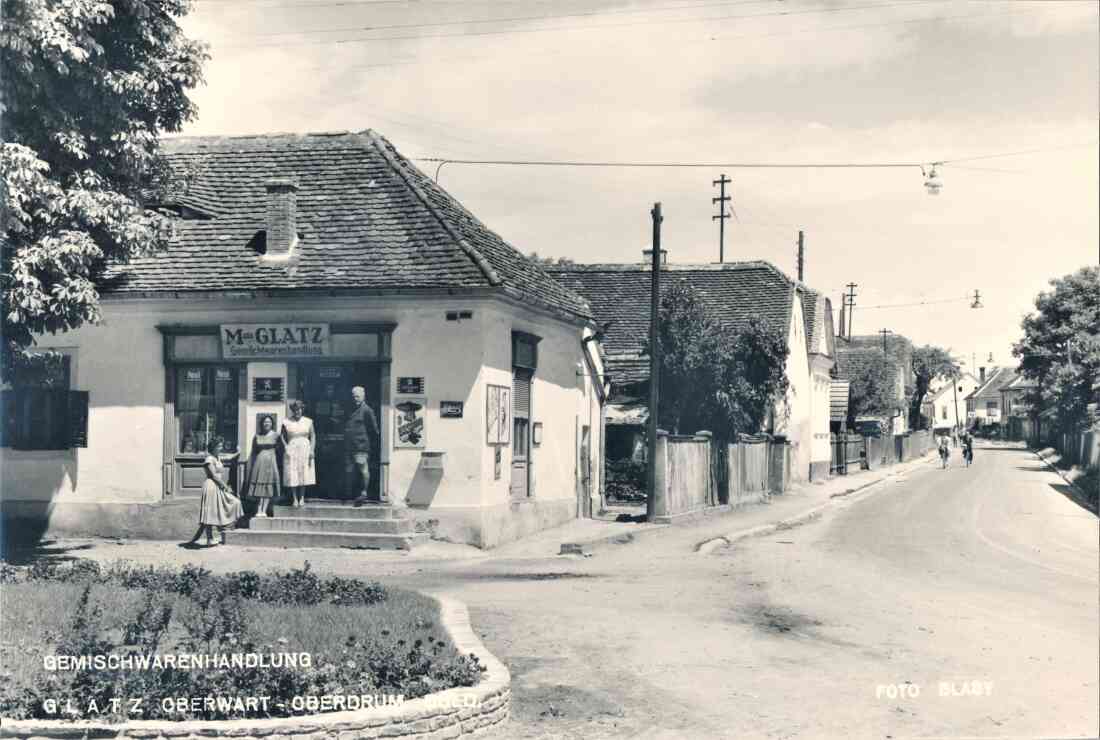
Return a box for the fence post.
[696,431,714,506]
[653,430,669,518]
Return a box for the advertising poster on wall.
[394,397,426,449]
[486,384,510,446]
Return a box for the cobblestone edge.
[0,595,510,740]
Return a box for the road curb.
[695,453,936,554]
[1033,449,1099,514]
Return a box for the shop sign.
[184,369,202,382]
[221,324,330,359]
[253,377,284,402]
[397,376,425,395]
[395,397,426,449]
[440,401,463,418]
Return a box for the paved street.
[28,444,1098,739]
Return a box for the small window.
[512,331,540,370]
[986,400,997,412]
[1,353,87,450]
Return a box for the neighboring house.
[834,334,915,436]
[0,130,606,549]
[964,366,1017,428]
[921,373,980,432]
[548,261,837,483]
[1000,372,1038,440]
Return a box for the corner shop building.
[1,131,606,548]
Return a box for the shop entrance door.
[295,363,382,500]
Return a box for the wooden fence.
[653,431,792,522]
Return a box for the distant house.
[834,334,915,436]
[921,373,980,432]
[548,261,837,482]
[1000,372,1038,440]
[964,366,1017,428]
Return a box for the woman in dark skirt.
[247,414,282,517]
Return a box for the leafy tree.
[845,351,898,431]
[1013,266,1100,437]
[909,345,960,430]
[650,280,789,437]
[1,0,207,375]
[527,252,575,266]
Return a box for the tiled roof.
[547,261,797,386]
[798,288,835,357]
[965,367,1018,400]
[98,130,592,321]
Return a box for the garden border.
[0,594,510,740]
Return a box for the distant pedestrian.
[939,436,950,469]
[962,432,974,466]
[951,429,959,448]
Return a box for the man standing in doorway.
[346,385,384,505]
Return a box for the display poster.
[397,376,425,395]
[486,384,510,445]
[252,377,284,402]
[440,401,464,418]
[394,397,426,449]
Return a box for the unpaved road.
[387,445,1098,739]
[28,445,1098,738]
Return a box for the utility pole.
[712,175,731,263]
[796,230,805,282]
[952,376,961,434]
[879,328,891,354]
[646,202,663,522]
[845,283,858,340]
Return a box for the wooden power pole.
[797,230,805,282]
[712,175,730,263]
[845,282,858,340]
[646,203,663,522]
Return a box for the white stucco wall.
[1,293,602,547]
[775,297,812,482]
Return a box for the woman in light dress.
[282,400,316,507]
[187,436,242,547]
[246,414,282,517]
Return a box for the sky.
[177,0,1099,376]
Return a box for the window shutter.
[513,370,531,420]
[68,391,89,448]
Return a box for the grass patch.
[0,560,483,722]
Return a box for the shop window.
[1,353,88,450]
[175,366,239,454]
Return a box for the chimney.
[838,297,846,339]
[979,367,986,384]
[264,177,299,258]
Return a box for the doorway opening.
[291,362,383,500]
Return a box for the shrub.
[605,458,647,502]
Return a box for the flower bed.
[0,560,484,722]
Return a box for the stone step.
[247,516,412,535]
[225,529,428,550]
[272,502,403,520]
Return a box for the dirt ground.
[9,444,1097,739]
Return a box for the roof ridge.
[546,259,787,273]
[364,131,503,287]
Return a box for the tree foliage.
[527,252,575,266]
[1,0,207,374]
[650,280,789,438]
[846,353,898,430]
[909,344,960,430]
[1012,266,1100,436]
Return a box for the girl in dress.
[282,400,316,507]
[187,437,242,547]
[246,414,282,517]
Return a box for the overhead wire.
[215,0,948,47]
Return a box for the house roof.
[1002,373,1037,391]
[927,372,977,403]
[546,261,800,385]
[965,367,1018,401]
[98,130,592,321]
